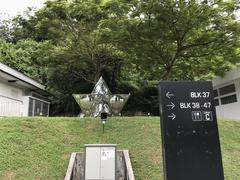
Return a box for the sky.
[0,0,46,20]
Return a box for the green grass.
[0,117,239,180]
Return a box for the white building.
[212,66,240,120]
[0,62,50,117]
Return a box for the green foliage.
[0,18,12,41]
[12,0,124,83]
[0,39,50,81]
[1,0,240,115]
[104,0,240,80]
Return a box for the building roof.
[0,62,45,91]
[212,66,240,87]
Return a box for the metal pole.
[103,123,105,133]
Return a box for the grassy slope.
[0,117,239,180]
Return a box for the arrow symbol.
[168,113,176,120]
[166,92,174,99]
[167,102,175,109]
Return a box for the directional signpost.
[159,81,224,180]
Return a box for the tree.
[0,18,12,41]
[7,0,240,115]
[10,0,128,114]
[0,39,50,81]
[11,0,124,84]
[104,0,240,82]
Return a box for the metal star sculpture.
[73,77,130,117]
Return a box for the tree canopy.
[1,0,239,115]
[103,0,240,80]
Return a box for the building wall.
[0,80,50,117]
[213,78,240,120]
[27,96,50,116]
[0,80,24,116]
